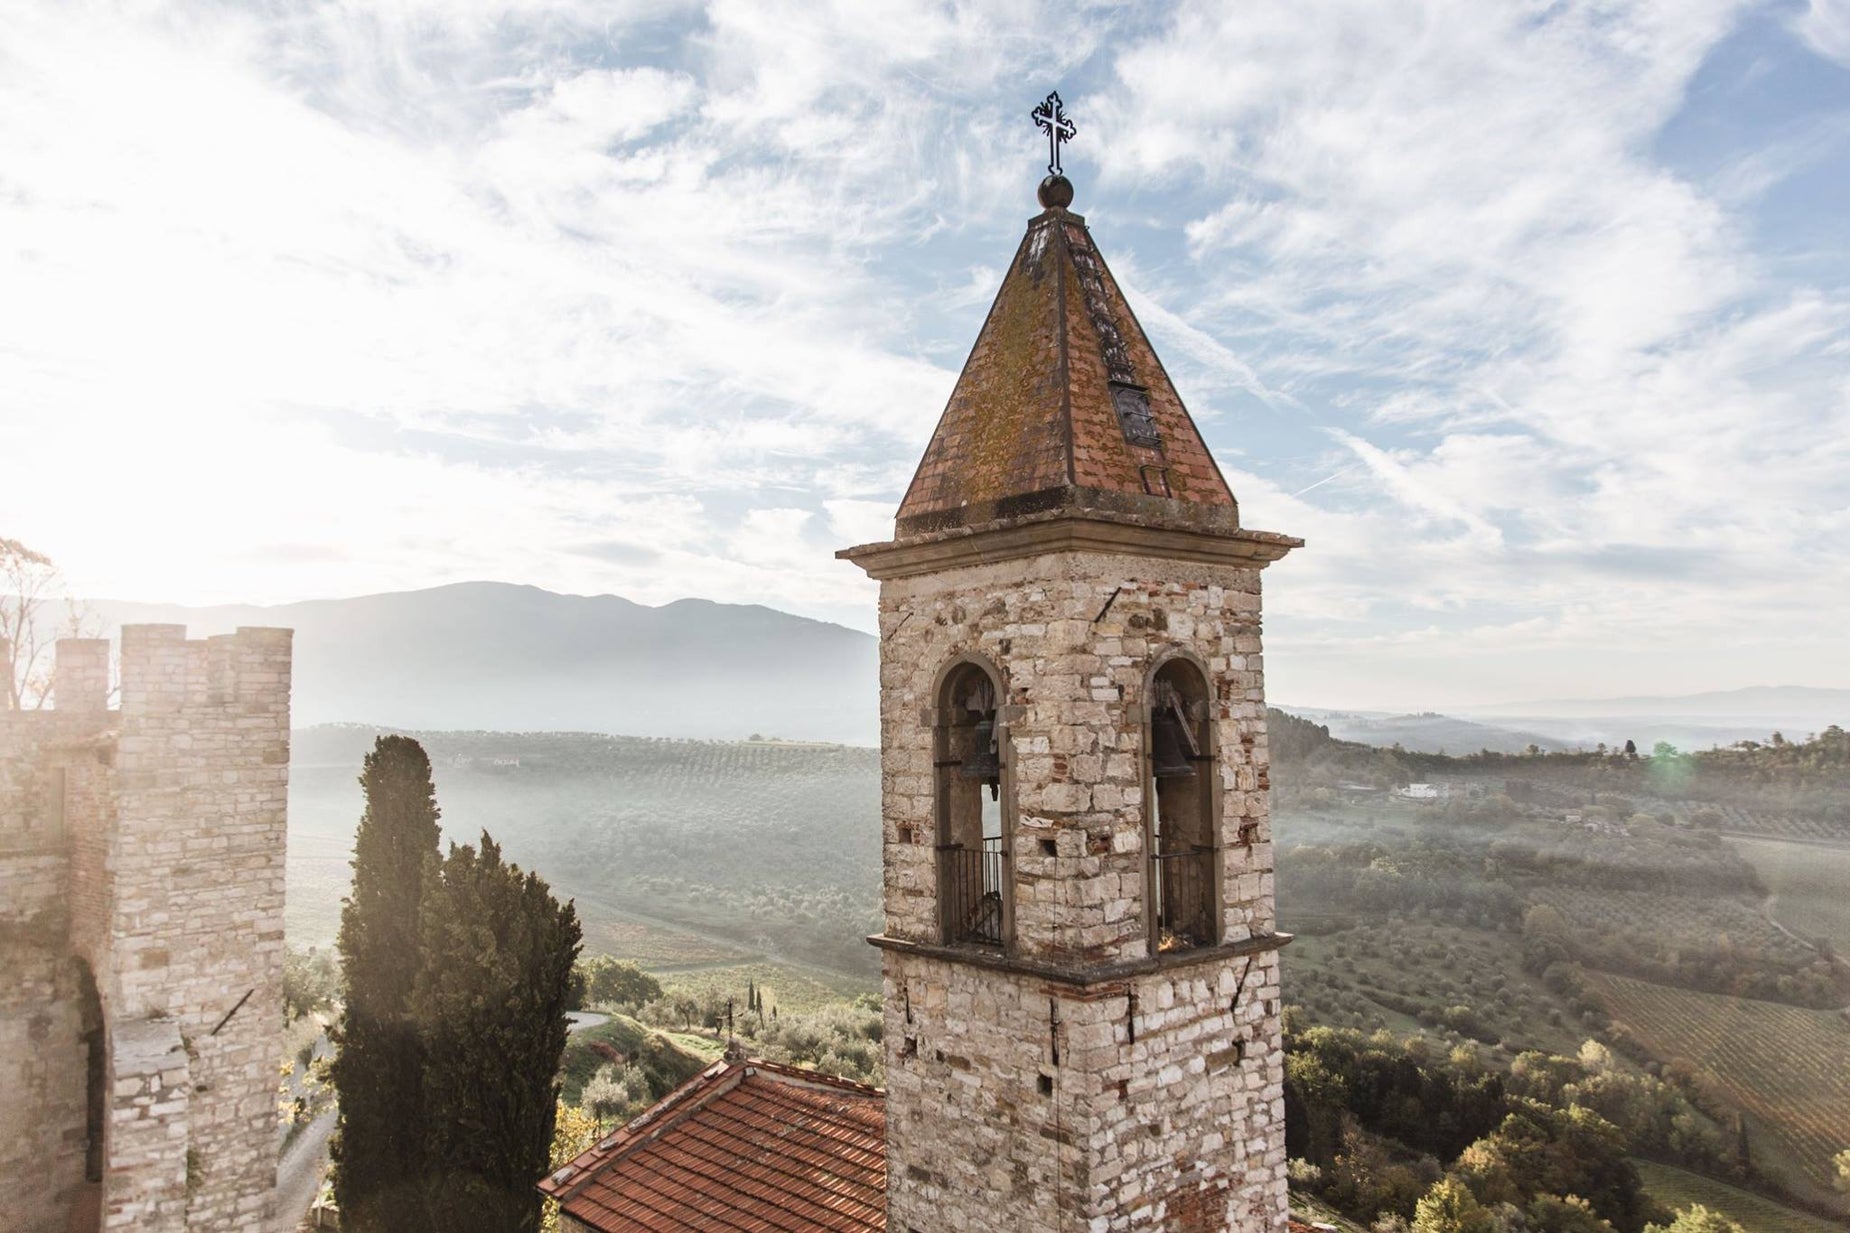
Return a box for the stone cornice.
[838,503,1301,581]
[866,930,1291,989]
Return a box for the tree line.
[1285,1022,1748,1233]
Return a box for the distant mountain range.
[1453,685,1848,751]
[1297,686,1845,755]
[91,582,880,744]
[1285,710,1573,756]
[1466,684,1850,720]
[82,583,1841,752]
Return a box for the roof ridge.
[1054,215,1076,489]
[741,1056,887,1099]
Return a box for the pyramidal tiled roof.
[895,191,1238,535]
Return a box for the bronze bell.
[961,716,1002,785]
[1151,709,1195,778]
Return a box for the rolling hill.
[90,582,880,743]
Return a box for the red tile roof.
[540,1060,886,1232]
[894,198,1239,535]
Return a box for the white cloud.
[1,0,1845,707]
[1795,0,1850,66]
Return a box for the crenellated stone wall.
[0,627,292,1233]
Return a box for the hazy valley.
[279,712,1850,1227]
[142,584,1847,1229]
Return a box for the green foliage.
[541,1101,598,1233]
[1642,1205,1744,1233]
[1286,1025,1509,1168]
[630,977,884,1086]
[331,735,442,1233]
[283,945,340,1023]
[1580,970,1849,1192]
[556,1014,711,1107]
[1324,1124,1437,1222]
[329,738,581,1233]
[579,1063,652,1125]
[1631,1161,1843,1233]
[1526,1194,1618,1233]
[1458,1103,1661,1232]
[1524,886,1839,1008]
[416,833,581,1233]
[1284,1023,1714,1233]
[1413,1178,1493,1233]
[574,955,663,1010]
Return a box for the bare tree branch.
[1,538,100,711]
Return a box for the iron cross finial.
[1031,91,1076,176]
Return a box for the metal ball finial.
[1038,174,1074,210]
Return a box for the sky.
[2,0,1848,711]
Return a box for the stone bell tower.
[840,109,1300,1232]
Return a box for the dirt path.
[272,1105,335,1233]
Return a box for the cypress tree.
[416,832,582,1233]
[331,736,442,1233]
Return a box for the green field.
[1586,971,1850,1208]
[283,828,350,945]
[655,960,876,1018]
[1285,923,1592,1059]
[284,728,883,975]
[1727,836,1850,954]
[1634,1160,1847,1233]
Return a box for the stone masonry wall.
[876,548,1287,1231]
[883,947,1286,1232]
[0,693,112,1233]
[0,947,91,1233]
[104,625,293,1232]
[876,550,1276,962]
[105,1018,192,1233]
[0,628,292,1233]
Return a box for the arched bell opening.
[1146,656,1217,952]
[934,657,1011,949]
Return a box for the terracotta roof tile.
[542,1060,886,1233]
[895,201,1238,535]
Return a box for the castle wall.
[0,948,92,1232]
[875,550,1276,963]
[105,625,293,1231]
[0,698,110,1233]
[0,627,292,1233]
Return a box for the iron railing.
[940,836,1007,947]
[1153,845,1216,951]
